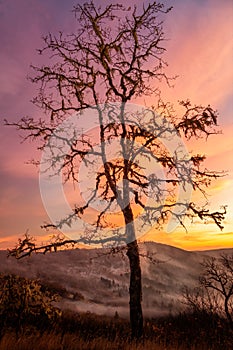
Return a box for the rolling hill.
[0,242,232,318]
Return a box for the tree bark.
[123,204,143,338]
[127,240,143,338]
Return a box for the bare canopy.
[6,1,226,338]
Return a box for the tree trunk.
[123,204,143,338]
[224,295,233,328]
[127,240,143,338]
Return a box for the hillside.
[0,242,232,318]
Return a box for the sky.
[0,0,232,250]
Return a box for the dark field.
[0,309,232,350]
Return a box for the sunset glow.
[0,0,232,250]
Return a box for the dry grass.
[0,310,232,350]
[0,332,207,350]
[1,333,225,350]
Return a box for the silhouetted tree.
[183,254,233,328]
[6,2,226,338]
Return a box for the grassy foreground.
[0,309,232,350]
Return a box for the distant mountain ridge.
[0,242,232,318]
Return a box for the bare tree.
[200,254,233,325]
[183,254,233,328]
[6,2,226,338]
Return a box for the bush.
[0,273,61,332]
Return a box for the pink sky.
[0,0,232,250]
